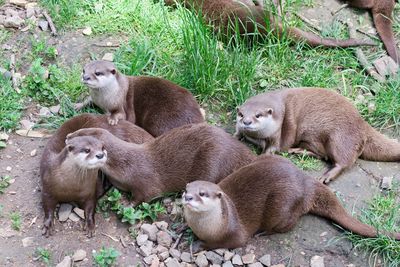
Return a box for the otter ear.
[216,191,223,198]
[266,108,273,115]
[66,145,74,152]
[110,68,116,75]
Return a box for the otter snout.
[184,193,194,202]
[82,74,91,82]
[96,153,105,159]
[243,119,252,126]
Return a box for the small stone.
[10,0,28,7]
[150,257,161,267]
[373,56,399,77]
[248,263,263,267]
[310,255,324,267]
[102,53,114,62]
[381,176,393,190]
[259,254,271,266]
[354,94,366,105]
[144,254,158,265]
[22,237,34,247]
[69,212,80,222]
[165,257,180,267]
[224,251,234,261]
[367,102,376,113]
[57,200,73,220]
[157,231,172,247]
[0,133,9,141]
[242,253,255,264]
[319,232,327,237]
[155,245,168,253]
[4,14,24,29]
[136,234,149,246]
[139,243,153,257]
[232,254,243,265]
[0,226,18,238]
[73,207,85,219]
[215,249,226,256]
[159,251,169,261]
[38,20,49,31]
[6,166,11,171]
[30,149,37,157]
[13,73,22,87]
[163,197,172,205]
[155,221,168,230]
[82,27,92,36]
[195,253,208,267]
[56,256,72,267]
[222,261,234,267]
[180,252,192,263]
[72,249,87,262]
[205,251,223,265]
[169,248,181,259]
[39,107,51,117]
[49,105,61,114]
[26,4,37,18]
[9,179,15,184]
[141,223,158,241]
[210,265,221,267]
[19,119,34,130]
[271,265,285,267]
[181,264,195,267]
[170,202,182,216]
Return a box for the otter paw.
[42,225,53,238]
[108,117,119,126]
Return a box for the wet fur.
[66,123,257,205]
[183,155,400,249]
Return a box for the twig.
[10,54,20,93]
[101,232,119,242]
[294,12,321,32]
[29,216,38,227]
[356,28,380,41]
[93,43,121,48]
[172,233,184,249]
[331,3,349,16]
[120,235,127,248]
[42,11,57,36]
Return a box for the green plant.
[0,77,24,130]
[0,204,4,217]
[30,37,58,60]
[93,247,119,267]
[35,247,51,265]
[10,212,21,231]
[280,151,323,171]
[0,175,11,194]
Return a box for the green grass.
[0,78,24,130]
[34,247,51,265]
[345,187,400,267]
[93,247,119,267]
[280,151,323,171]
[0,175,11,194]
[10,212,21,231]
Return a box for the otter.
[183,154,400,249]
[40,114,153,237]
[346,0,399,63]
[66,123,257,205]
[165,0,375,48]
[235,87,400,183]
[81,60,204,136]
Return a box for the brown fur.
[66,123,257,205]
[346,0,399,63]
[40,114,153,237]
[183,154,400,249]
[235,88,400,183]
[165,0,376,47]
[82,60,205,136]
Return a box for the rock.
[271,265,285,267]
[310,255,324,267]
[73,207,85,219]
[19,119,34,130]
[170,202,182,216]
[242,253,255,264]
[319,232,327,237]
[13,73,22,87]
[10,0,28,7]
[39,107,51,117]
[69,212,80,222]
[210,265,221,267]
[373,56,399,77]
[181,264,195,267]
[102,53,114,62]
[82,27,92,36]
[0,226,18,238]
[150,256,161,267]
[381,176,393,190]
[159,251,170,261]
[72,249,86,262]
[248,263,263,267]
[224,251,234,261]
[21,237,34,247]
[139,243,153,257]
[367,102,376,113]
[222,261,234,267]
[141,223,158,241]
[0,15,5,25]
[0,133,9,141]
[26,3,37,18]
[157,231,172,247]
[169,248,181,259]
[232,254,243,265]
[38,20,49,31]
[180,252,192,263]
[215,249,226,256]
[155,221,168,230]
[6,166,12,171]
[136,234,149,246]
[155,245,168,253]
[259,254,271,266]
[195,254,208,267]
[205,251,223,265]
[58,203,73,222]
[165,257,180,267]
[56,256,72,267]
[49,105,61,114]
[30,149,37,157]
[144,255,158,265]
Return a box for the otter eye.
[255,113,262,118]
[82,148,90,154]
[238,112,243,117]
[95,72,103,76]
[199,191,205,197]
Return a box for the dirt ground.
[0,0,399,266]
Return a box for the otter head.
[182,181,223,213]
[82,60,118,89]
[65,136,107,169]
[236,104,279,137]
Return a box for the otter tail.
[360,125,400,162]
[309,183,400,240]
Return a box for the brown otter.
[66,123,257,205]
[40,114,153,237]
[165,0,375,48]
[346,0,399,63]
[235,87,400,183]
[81,60,205,136]
[183,154,400,249]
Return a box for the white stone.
[310,255,325,267]
[102,53,114,62]
[82,27,92,36]
[156,231,172,247]
[259,254,271,266]
[242,253,255,264]
[22,237,34,247]
[69,212,80,222]
[195,253,208,267]
[232,254,243,265]
[30,149,37,157]
[56,256,72,267]
[73,207,85,219]
[141,223,158,241]
[136,234,149,246]
[205,251,223,265]
[58,204,73,222]
[72,249,86,262]
[165,257,180,267]
[381,176,393,190]
[180,252,192,263]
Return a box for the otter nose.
[82,74,90,81]
[243,120,252,126]
[96,153,105,159]
[184,194,193,202]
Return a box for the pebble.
[224,251,234,261]
[6,166,12,171]
[373,56,399,76]
[73,207,85,219]
[139,243,153,257]
[39,107,51,117]
[271,265,285,267]
[381,176,393,190]
[136,234,149,246]
[58,204,71,222]
[38,20,49,31]
[72,249,87,262]
[248,263,263,267]
[102,53,114,62]
[242,253,255,264]
[69,212,80,222]
[169,248,181,259]
[319,232,327,237]
[19,119,34,130]
[157,231,173,247]
[310,255,324,267]
[180,252,192,263]
[10,0,28,7]
[30,149,37,157]
[26,4,36,18]
[155,245,168,253]
[215,249,226,256]
[259,254,271,266]
[205,251,223,265]
[82,27,92,35]
[21,237,34,247]
[195,254,209,267]
[165,257,180,267]
[222,261,234,267]
[144,255,158,265]
[56,256,72,267]
[0,133,9,141]
[141,223,158,241]
[150,257,161,267]
[232,254,243,265]
[49,105,61,114]
[155,221,168,230]
[159,251,170,261]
